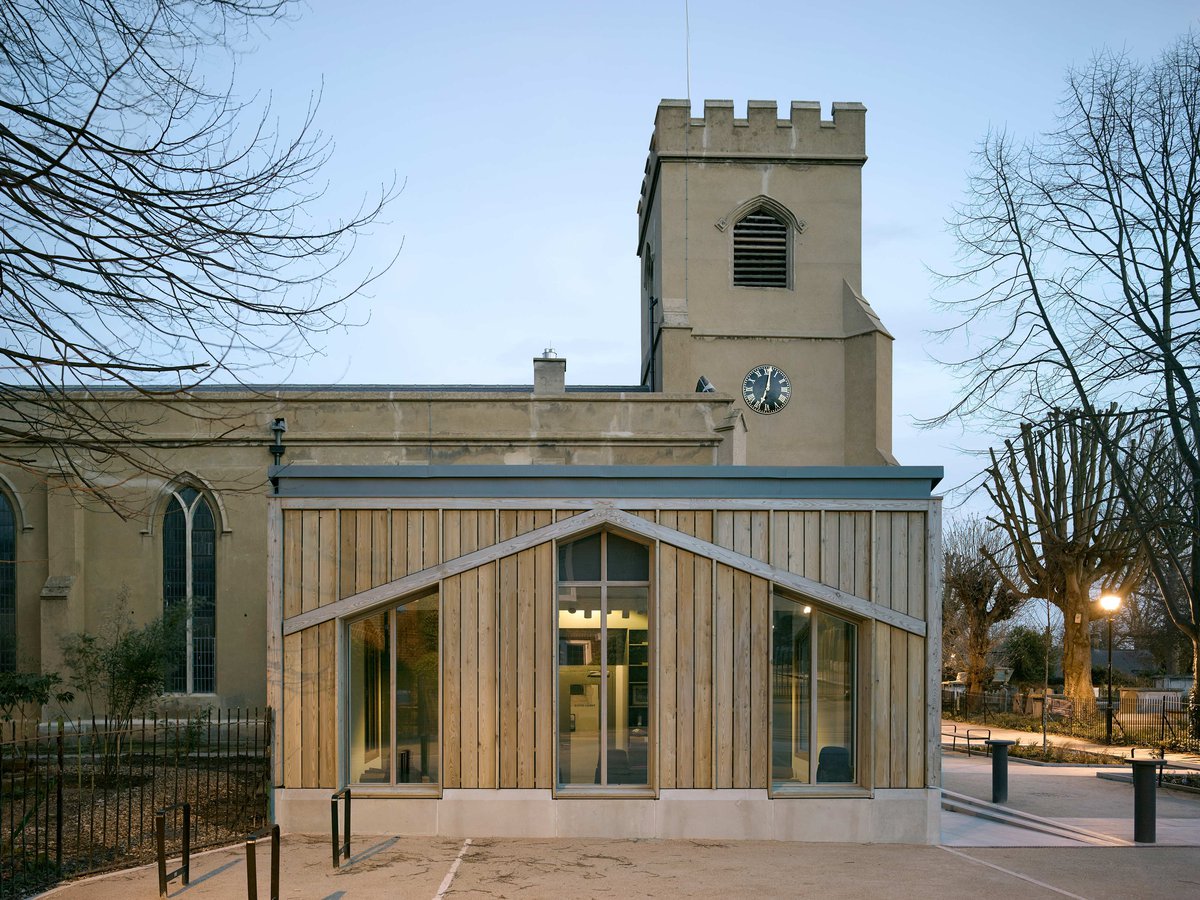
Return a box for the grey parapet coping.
[267,464,944,500]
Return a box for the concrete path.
[34,834,1200,899]
[32,730,1200,899]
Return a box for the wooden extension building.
[270,465,943,841]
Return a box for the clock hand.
[764,366,773,395]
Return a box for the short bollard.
[985,739,1015,804]
[1131,758,1158,843]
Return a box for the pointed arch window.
[0,493,15,673]
[733,207,789,288]
[163,487,216,693]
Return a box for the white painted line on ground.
[938,845,1093,900]
[434,837,473,899]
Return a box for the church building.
[2,99,943,842]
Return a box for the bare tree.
[0,0,393,508]
[942,515,1022,695]
[931,32,1200,721]
[982,412,1146,714]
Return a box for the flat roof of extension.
[268,464,944,500]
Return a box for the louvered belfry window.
[733,209,788,287]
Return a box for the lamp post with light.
[1098,593,1122,744]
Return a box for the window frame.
[767,591,871,799]
[553,529,655,798]
[343,589,442,796]
[163,487,217,695]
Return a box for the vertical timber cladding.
[281,510,339,790]
[278,501,930,793]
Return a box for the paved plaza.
[36,727,1200,899]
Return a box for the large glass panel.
[349,612,391,784]
[607,534,649,581]
[771,595,811,787]
[558,533,601,581]
[815,613,856,783]
[557,585,602,784]
[606,586,649,785]
[395,594,439,784]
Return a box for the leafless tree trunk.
[942,516,1022,695]
[982,412,1146,715]
[0,0,395,509]
[931,33,1200,726]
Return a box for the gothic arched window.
[0,493,15,672]
[732,207,789,288]
[163,487,216,693]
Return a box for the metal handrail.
[331,786,351,869]
[155,802,191,899]
[244,824,280,900]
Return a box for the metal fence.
[0,708,271,899]
[941,689,1199,751]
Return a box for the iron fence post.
[56,719,63,873]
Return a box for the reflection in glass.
[349,592,440,788]
[815,613,856,783]
[395,594,439,784]
[349,612,390,784]
[558,586,601,785]
[771,594,856,788]
[772,597,810,785]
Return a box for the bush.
[0,671,73,723]
[60,589,177,773]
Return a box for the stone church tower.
[638,99,895,466]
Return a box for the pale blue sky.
[229,1,1198,505]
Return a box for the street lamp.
[1098,592,1122,744]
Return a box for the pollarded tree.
[0,0,394,510]
[982,411,1146,715]
[931,32,1200,724]
[942,516,1022,696]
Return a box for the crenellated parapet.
[651,99,865,158]
[639,99,866,215]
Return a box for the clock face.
[742,364,791,414]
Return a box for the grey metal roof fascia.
[267,464,944,500]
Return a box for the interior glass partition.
[771,593,857,788]
[348,592,440,788]
[557,532,650,788]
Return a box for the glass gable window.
[771,593,857,788]
[557,532,650,788]
[348,593,439,788]
[163,488,216,693]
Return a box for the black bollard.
[985,739,1015,804]
[1130,758,1158,843]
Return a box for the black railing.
[941,690,1199,751]
[244,823,280,900]
[0,707,271,898]
[330,786,351,869]
[155,802,190,898]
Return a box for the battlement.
[649,99,866,159]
